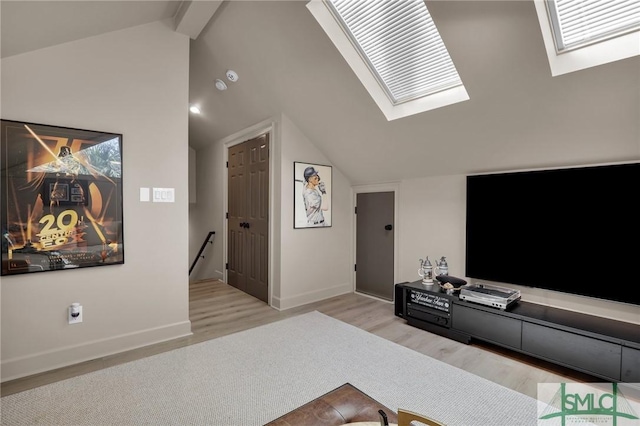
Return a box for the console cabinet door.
[522,322,621,381]
[452,304,521,349]
[621,346,640,382]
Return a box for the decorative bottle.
[436,256,448,276]
[418,257,434,284]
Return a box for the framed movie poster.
[294,161,332,229]
[1,120,124,276]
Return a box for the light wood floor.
[1,279,598,399]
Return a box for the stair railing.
[190,231,215,275]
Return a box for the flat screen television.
[465,162,640,306]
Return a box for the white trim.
[221,118,277,307]
[355,290,395,304]
[271,282,352,311]
[534,0,640,76]
[306,0,469,121]
[1,321,192,382]
[351,182,401,299]
[467,159,640,177]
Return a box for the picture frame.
[1,119,124,276]
[294,161,332,229]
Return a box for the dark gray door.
[227,141,247,293]
[227,134,269,303]
[356,191,394,300]
[244,134,269,302]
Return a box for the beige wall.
[277,115,353,309]
[190,113,639,323]
[1,4,636,384]
[398,173,640,325]
[1,20,192,381]
[189,114,353,309]
[189,139,225,281]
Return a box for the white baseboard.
[189,269,224,283]
[272,282,352,310]
[1,321,192,382]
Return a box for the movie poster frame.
[293,161,332,229]
[1,119,124,276]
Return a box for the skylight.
[535,0,640,75]
[307,0,469,120]
[546,0,640,52]
[326,0,462,104]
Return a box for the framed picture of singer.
[294,161,332,229]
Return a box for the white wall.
[276,115,353,309]
[188,114,639,324]
[399,175,467,279]
[189,147,196,204]
[189,118,280,295]
[188,119,275,284]
[189,140,225,281]
[189,114,353,309]
[397,174,640,325]
[1,20,192,381]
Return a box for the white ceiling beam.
[174,1,222,40]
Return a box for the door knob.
[385,224,393,231]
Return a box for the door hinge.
[354,206,357,214]
[226,161,229,168]
[226,263,229,270]
[226,212,229,219]
[354,264,357,271]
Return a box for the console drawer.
[522,322,621,380]
[622,346,640,382]
[452,304,521,349]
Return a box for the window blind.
[547,0,640,51]
[326,0,463,105]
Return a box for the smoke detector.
[226,70,239,82]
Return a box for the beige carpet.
[1,311,539,425]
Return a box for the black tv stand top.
[455,299,640,348]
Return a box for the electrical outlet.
[68,303,83,324]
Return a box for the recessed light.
[215,79,228,91]
[189,105,201,114]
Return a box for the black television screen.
[465,162,640,306]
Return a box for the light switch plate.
[152,188,175,203]
[140,187,150,202]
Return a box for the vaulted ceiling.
[3,1,639,185]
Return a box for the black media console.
[395,281,640,382]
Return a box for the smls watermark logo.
[538,383,640,425]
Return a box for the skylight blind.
[327,0,463,105]
[547,0,640,51]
